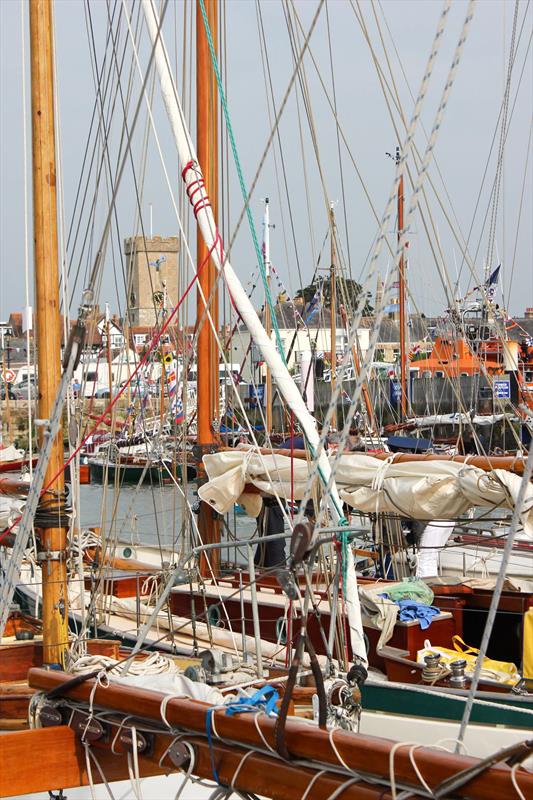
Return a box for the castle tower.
[124,236,180,326]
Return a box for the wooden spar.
[329,203,338,430]
[222,446,529,475]
[0,724,408,800]
[29,0,69,666]
[263,197,273,436]
[340,305,376,431]
[196,0,220,577]
[0,726,165,797]
[397,148,408,420]
[28,669,531,800]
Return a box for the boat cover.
[198,450,533,539]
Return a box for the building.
[124,236,180,327]
[232,301,370,382]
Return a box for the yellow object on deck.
[523,608,533,679]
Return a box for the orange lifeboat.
[413,337,502,377]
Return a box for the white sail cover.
[0,445,25,463]
[198,450,533,540]
[407,413,509,428]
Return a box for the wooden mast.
[263,198,273,435]
[197,0,220,576]
[339,305,376,431]
[29,0,69,665]
[397,148,408,420]
[329,203,337,430]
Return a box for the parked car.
[94,385,123,398]
[1,383,16,400]
[11,378,37,400]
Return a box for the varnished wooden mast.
[340,305,376,431]
[329,204,337,430]
[29,0,69,665]
[397,149,408,419]
[197,0,220,576]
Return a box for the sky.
[0,0,532,325]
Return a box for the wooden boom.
[225,446,528,476]
[28,668,532,800]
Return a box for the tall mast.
[263,198,272,436]
[329,203,337,431]
[29,0,69,665]
[397,148,408,420]
[196,0,220,576]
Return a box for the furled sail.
[198,450,533,540]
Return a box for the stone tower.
[124,236,180,326]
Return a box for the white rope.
[375,679,533,715]
[301,769,327,800]
[84,741,98,800]
[70,652,180,677]
[171,741,197,800]
[407,744,434,796]
[84,742,117,800]
[253,711,276,754]
[121,0,298,538]
[388,740,419,800]
[294,0,454,521]
[328,727,352,773]
[325,777,362,800]
[295,1,478,533]
[130,726,143,800]
[510,763,529,800]
[229,748,255,790]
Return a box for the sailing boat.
[1,1,532,799]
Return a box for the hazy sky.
[1,0,532,324]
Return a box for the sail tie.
[205,686,280,785]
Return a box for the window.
[86,371,98,381]
[435,370,444,378]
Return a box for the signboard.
[248,383,265,406]
[2,369,15,383]
[493,379,510,399]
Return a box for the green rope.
[199,2,347,525]
[198,0,286,363]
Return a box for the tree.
[295,277,373,316]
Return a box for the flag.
[474,264,500,297]
[305,284,322,323]
[409,343,420,360]
[174,395,184,425]
[487,265,501,286]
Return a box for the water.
[79,481,258,564]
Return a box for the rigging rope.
[198,0,286,363]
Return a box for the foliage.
[295,277,374,316]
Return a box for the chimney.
[525,308,533,320]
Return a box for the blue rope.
[205,685,280,785]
